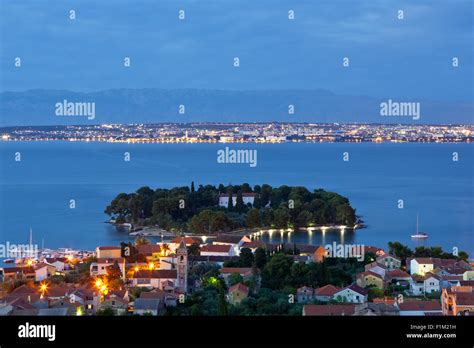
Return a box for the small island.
[105,183,358,235]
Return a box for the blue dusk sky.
[0,0,473,101]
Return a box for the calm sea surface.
[0,142,473,259]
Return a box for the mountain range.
[0,89,472,126]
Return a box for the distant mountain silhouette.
[0,88,472,126]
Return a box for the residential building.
[218,193,256,208]
[376,254,401,271]
[35,263,57,282]
[396,300,442,316]
[228,283,249,305]
[333,284,368,303]
[442,285,474,316]
[136,244,162,261]
[314,285,340,302]
[90,258,126,279]
[133,298,161,316]
[356,271,384,290]
[96,246,122,259]
[130,270,178,290]
[219,267,253,285]
[200,244,235,257]
[296,286,314,303]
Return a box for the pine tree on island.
[227,191,233,211]
[234,190,245,213]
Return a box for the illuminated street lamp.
[39,282,48,298]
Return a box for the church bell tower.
[176,239,188,292]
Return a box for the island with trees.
[105,183,358,235]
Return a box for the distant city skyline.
[1,0,473,102]
[1,122,472,143]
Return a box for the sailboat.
[411,214,428,239]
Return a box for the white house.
[133,298,161,316]
[90,258,126,280]
[45,258,69,272]
[463,271,474,281]
[68,288,100,314]
[96,246,122,259]
[410,273,440,295]
[424,274,441,294]
[314,285,340,302]
[200,244,235,257]
[213,235,252,256]
[376,254,401,271]
[131,270,178,290]
[218,193,256,208]
[333,284,368,304]
[410,258,435,276]
[364,262,387,279]
[35,263,57,282]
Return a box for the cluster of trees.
[105,183,357,234]
[388,242,469,265]
[167,245,365,316]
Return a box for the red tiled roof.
[303,304,356,316]
[140,290,166,301]
[398,300,441,311]
[454,292,474,306]
[314,285,340,296]
[132,270,177,279]
[136,244,162,254]
[387,269,411,278]
[228,283,249,294]
[35,262,56,270]
[377,254,400,261]
[219,267,252,275]
[365,261,387,272]
[364,246,385,255]
[10,285,36,295]
[97,246,121,250]
[357,271,384,280]
[170,236,201,245]
[201,244,232,253]
[2,267,35,274]
[46,286,72,298]
[345,284,369,295]
[373,297,396,305]
[45,258,67,263]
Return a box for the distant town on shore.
[1,122,472,143]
